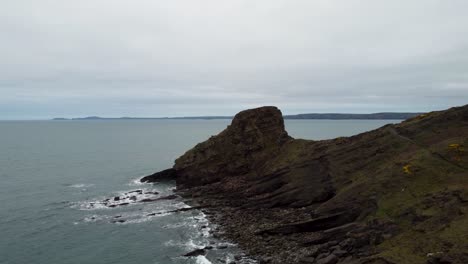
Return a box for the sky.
[1,0,468,119]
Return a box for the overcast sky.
[1,0,468,119]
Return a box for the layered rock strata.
[142,105,468,264]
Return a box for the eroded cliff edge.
[142,106,468,264]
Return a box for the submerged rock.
[140,194,178,203]
[183,248,206,257]
[127,189,143,194]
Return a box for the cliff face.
[173,106,290,189]
[142,105,468,264]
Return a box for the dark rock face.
[183,248,206,257]
[174,106,334,208]
[144,105,468,264]
[140,168,177,183]
[174,106,291,188]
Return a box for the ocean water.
[0,119,400,264]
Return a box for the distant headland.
[52,112,422,121]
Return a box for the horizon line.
[0,111,426,121]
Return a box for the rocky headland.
[142,105,468,264]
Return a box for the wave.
[195,256,212,264]
[72,186,174,210]
[68,180,256,263]
[128,176,147,186]
[67,183,95,188]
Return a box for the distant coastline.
[52,112,422,121]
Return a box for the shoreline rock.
[183,248,206,257]
[144,105,468,264]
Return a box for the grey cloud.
[1,0,468,119]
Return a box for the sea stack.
[142,105,468,264]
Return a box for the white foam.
[195,256,212,264]
[201,226,211,237]
[69,183,94,188]
[224,256,234,264]
[72,200,109,210]
[119,212,173,224]
[163,222,190,229]
[163,240,177,247]
[164,238,208,251]
[128,176,147,186]
[186,239,203,249]
[83,215,107,222]
[218,241,238,247]
[74,187,173,211]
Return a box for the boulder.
[183,248,206,257]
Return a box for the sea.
[0,119,400,264]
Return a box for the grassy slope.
[328,106,468,263]
[235,105,467,263]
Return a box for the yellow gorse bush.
[449,143,461,149]
[448,143,464,162]
[403,164,412,174]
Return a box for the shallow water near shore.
[0,119,400,264]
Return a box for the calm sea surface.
[0,119,400,264]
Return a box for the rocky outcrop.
[140,168,177,183]
[174,106,291,188]
[143,105,468,264]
